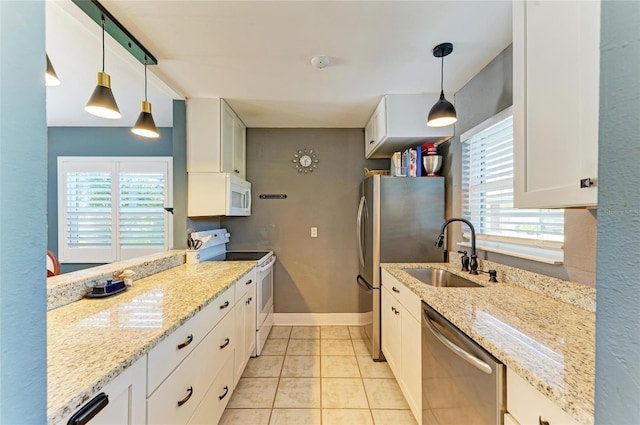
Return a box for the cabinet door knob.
[220,337,231,349]
[234,169,240,174]
[539,416,550,425]
[177,387,193,407]
[218,385,229,400]
[177,334,194,350]
[220,300,230,309]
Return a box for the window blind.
[462,114,564,244]
[58,157,172,263]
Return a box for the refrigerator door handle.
[357,274,374,293]
[356,195,366,268]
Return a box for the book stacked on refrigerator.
[399,146,423,177]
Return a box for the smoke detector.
[311,55,330,69]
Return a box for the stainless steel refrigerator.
[356,175,444,361]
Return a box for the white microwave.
[187,172,251,217]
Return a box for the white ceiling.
[47,0,512,128]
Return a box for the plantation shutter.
[59,161,117,262]
[119,161,171,260]
[58,158,172,263]
[462,113,564,244]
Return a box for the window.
[461,107,564,264]
[58,157,173,263]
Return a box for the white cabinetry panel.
[513,0,600,208]
[56,357,146,425]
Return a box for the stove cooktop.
[224,251,272,262]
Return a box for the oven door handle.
[259,255,277,272]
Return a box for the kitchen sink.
[401,268,483,288]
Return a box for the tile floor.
[220,326,418,425]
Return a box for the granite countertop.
[47,260,256,424]
[382,263,595,425]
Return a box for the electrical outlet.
[311,227,318,238]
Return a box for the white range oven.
[187,229,275,356]
[221,250,276,356]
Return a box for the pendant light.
[427,42,457,127]
[131,58,159,138]
[85,18,121,119]
[45,54,60,86]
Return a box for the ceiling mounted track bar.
[72,0,158,66]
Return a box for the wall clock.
[292,148,319,173]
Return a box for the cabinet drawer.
[147,286,235,395]
[234,268,255,301]
[507,369,579,425]
[188,354,235,425]
[147,311,235,425]
[382,270,421,321]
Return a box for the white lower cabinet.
[57,356,146,425]
[234,277,257,386]
[187,355,235,424]
[381,270,422,424]
[506,369,580,425]
[147,308,236,424]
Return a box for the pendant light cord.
[440,55,444,93]
[144,58,148,101]
[101,18,105,72]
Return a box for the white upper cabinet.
[513,0,600,208]
[187,98,247,180]
[365,94,454,159]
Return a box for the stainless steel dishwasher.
[422,302,505,424]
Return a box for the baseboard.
[272,312,373,326]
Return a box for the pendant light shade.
[427,42,457,128]
[45,54,60,86]
[86,18,121,119]
[86,71,121,119]
[132,101,159,138]
[132,59,159,138]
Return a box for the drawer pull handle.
[539,417,550,425]
[245,279,253,285]
[218,385,229,400]
[67,392,109,425]
[177,334,193,350]
[369,140,374,144]
[177,387,193,407]
[220,300,230,309]
[220,337,231,349]
[392,286,400,293]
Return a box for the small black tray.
[85,280,127,298]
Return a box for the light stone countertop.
[382,263,594,425]
[47,260,256,424]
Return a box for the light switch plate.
[311,227,318,238]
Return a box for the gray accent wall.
[0,1,47,422]
[47,126,173,273]
[442,44,597,286]
[595,1,640,422]
[222,129,387,313]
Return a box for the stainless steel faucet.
[435,217,479,275]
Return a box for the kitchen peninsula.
[47,254,255,424]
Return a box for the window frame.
[460,106,564,264]
[57,156,173,264]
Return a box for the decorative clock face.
[292,149,319,173]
